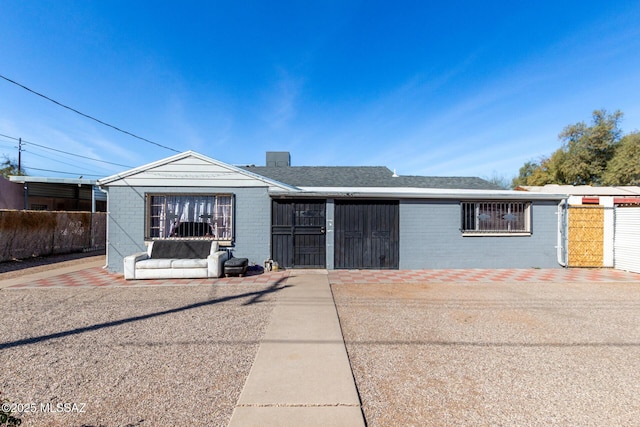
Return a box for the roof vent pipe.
[392,169,399,177]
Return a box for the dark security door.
[272,200,326,268]
[335,200,399,269]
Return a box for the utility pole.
[18,137,22,173]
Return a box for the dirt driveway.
[333,279,640,426]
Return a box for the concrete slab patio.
[329,267,640,284]
[0,257,106,288]
[5,263,640,290]
[0,262,290,289]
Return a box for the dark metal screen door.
[272,200,326,268]
[335,201,399,269]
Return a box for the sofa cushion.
[136,259,175,269]
[150,240,212,259]
[171,259,208,269]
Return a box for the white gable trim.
[98,151,299,191]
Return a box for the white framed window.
[461,201,531,235]
[146,194,233,241]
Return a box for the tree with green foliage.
[512,150,567,187]
[512,109,638,187]
[603,132,640,185]
[0,156,24,178]
[512,161,540,187]
[558,109,622,185]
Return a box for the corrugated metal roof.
[8,176,107,201]
[9,176,97,185]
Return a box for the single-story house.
[97,151,567,273]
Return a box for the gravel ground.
[1,282,282,426]
[333,280,640,426]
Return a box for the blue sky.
[1,1,639,182]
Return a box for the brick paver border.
[6,267,640,289]
[5,267,291,289]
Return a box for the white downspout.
[99,187,109,269]
[602,197,614,268]
[557,199,568,267]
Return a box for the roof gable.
[98,151,297,190]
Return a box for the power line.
[0,132,132,168]
[25,166,104,177]
[26,150,112,175]
[1,131,128,176]
[0,133,20,143]
[0,73,180,153]
[31,141,131,168]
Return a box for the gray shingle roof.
[240,166,501,190]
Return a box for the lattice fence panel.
[568,206,604,267]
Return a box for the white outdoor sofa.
[124,240,229,280]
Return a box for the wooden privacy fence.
[567,205,605,267]
[0,210,106,262]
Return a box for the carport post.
[326,199,335,270]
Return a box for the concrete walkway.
[228,271,365,427]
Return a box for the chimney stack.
[266,151,291,167]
